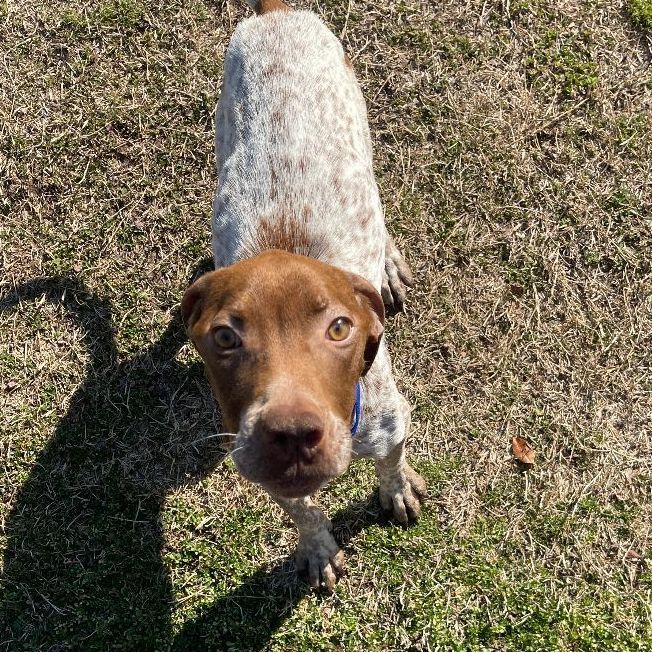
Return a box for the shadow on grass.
[0,269,383,652]
[0,268,220,651]
[171,496,384,652]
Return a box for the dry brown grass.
[1,0,651,650]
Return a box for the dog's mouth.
[232,444,351,497]
[260,466,332,498]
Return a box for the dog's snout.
[260,404,325,458]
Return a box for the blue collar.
[350,381,363,436]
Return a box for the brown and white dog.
[183,0,426,590]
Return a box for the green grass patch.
[526,29,598,99]
[628,0,652,31]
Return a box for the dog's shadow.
[0,270,382,651]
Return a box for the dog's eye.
[214,326,240,349]
[327,317,352,341]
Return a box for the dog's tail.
[245,0,290,15]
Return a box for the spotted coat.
[212,10,385,288]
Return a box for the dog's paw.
[381,236,414,314]
[295,527,345,591]
[379,464,428,526]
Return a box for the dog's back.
[212,3,385,287]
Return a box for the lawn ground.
[1,0,651,650]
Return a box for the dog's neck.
[242,214,330,260]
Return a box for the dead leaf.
[4,380,18,393]
[625,549,643,561]
[511,436,535,465]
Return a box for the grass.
[1,0,651,650]
[628,0,652,31]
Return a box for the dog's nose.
[260,403,325,459]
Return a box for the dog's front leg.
[270,494,345,591]
[374,398,428,525]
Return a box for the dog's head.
[182,250,384,498]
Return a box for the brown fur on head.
[250,0,289,16]
[182,250,384,497]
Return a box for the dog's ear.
[182,273,211,332]
[347,272,385,375]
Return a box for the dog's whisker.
[189,432,237,446]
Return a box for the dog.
[183,0,427,590]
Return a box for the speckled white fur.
[213,10,384,285]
